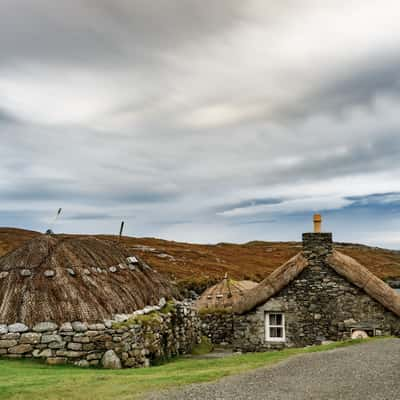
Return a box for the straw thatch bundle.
[0,235,173,325]
[233,250,400,316]
[195,277,257,310]
[233,253,307,314]
[328,250,400,317]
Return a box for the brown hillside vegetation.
[1,228,400,293]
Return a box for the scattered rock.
[109,266,117,273]
[67,268,76,276]
[44,270,55,277]
[20,269,31,277]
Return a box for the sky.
[1,1,400,247]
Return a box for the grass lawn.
[0,338,384,400]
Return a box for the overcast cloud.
[1,0,400,247]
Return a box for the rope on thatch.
[233,253,308,314]
[328,250,400,317]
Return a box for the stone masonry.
[232,233,400,351]
[0,301,200,368]
[200,312,234,345]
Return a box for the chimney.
[302,214,332,260]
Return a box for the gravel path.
[145,338,400,400]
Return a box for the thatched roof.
[195,277,257,310]
[0,235,173,325]
[233,250,400,316]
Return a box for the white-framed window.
[265,312,285,342]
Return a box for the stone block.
[0,339,17,348]
[0,325,8,335]
[33,322,58,332]
[101,350,121,369]
[73,335,90,343]
[67,342,82,351]
[42,334,62,344]
[72,322,87,332]
[47,357,67,365]
[9,344,33,354]
[20,332,41,344]
[8,323,28,333]
[60,322,73,332]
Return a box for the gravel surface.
[145,339,400,400]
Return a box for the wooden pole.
[119,221,125,242]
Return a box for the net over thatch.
[195,276,257,310]
[233,251,400,316]
[0,235,173,325]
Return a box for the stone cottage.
[231,216,400,351]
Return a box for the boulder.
[8,323,28,333]
[101,350,122,369]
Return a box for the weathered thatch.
[327,250,400,317]
[233,253,308,314]
[0,235,173,325]
[233,251,400,316]
[195,277,257,310]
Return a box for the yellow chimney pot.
[313,214,322,233]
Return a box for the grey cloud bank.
[1,1,400,247]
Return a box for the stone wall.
[232,233,400,352]
[200,312,234,345]
[0,301,200,368]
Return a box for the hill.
[1,228,400,293]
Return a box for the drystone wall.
[0,301,200,368]
[232,233,400,352]
[200,312,234,345]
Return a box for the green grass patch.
[0,337,389,400]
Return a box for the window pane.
[270,327,283,338]
[275,314,282,325]
[270,327,278,337]
[269,314,277,325]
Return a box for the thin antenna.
[46,208,62,235]
[119,221,125,242]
